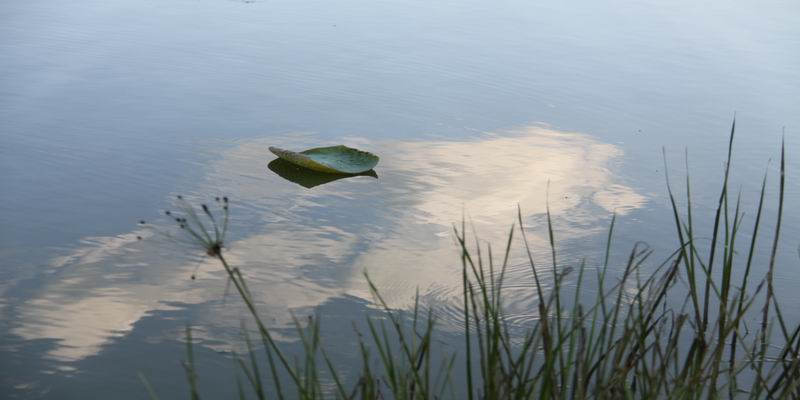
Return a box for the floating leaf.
[268,145,379,174]
[268,158,378,188]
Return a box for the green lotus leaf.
[268,145,380,174]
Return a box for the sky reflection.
[9,125,646,363]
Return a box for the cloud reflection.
[9,125,646,362]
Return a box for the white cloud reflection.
[11,125,646,362]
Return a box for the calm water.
[1,0,799,397]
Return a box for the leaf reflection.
[268,158,378,189]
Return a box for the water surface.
[1,0,798,397]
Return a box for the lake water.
[1,0,798,397]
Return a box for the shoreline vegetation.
[141,121,799,399]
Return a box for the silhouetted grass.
[143,120,797,399]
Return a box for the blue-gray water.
[1,0,798,397]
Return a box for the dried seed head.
[205,242,222,257]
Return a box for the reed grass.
[144,121,797,399]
